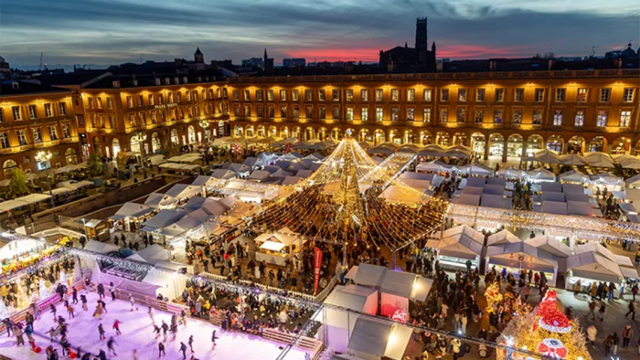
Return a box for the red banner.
[313,247,322,295]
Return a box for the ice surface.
[0,292,310,360]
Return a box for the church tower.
[415,17,428,64]
[194,47,204,63]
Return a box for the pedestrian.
[2,318,13,337]
[158,342,166,357]
[98,323,106,340]
[587,300,596,321]
[625,300,636,320]
[129,294,139,311]
[622,324,634,348]
[50,304,57,319]
[133,349,139,360]
[188,335,195,353]
[72,287,78,304]
[161,321,169,342]
[97,283,105,299]
[14,324,24,346]
[113,319,122,335]
[612,331,620,355]
[153,324,161,339]
[80,294,88,311]
[93,302,105,320]
[211,329,218,348]
[107,337,117,355]
[451,338,461,360]
[586,324,597,346]
[598,302,606,321]
[109,282,116,301]
[180,342,188,359]
[604,335,614,356]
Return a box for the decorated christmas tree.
[498,290,591,360]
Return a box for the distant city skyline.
[1,0,639,70]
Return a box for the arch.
[374,129,386,144]
[331,128,341,141]
[318,127,328,141]
[170,129,180,144]
[436,131,450,146]
[419,131,432,145]
[257,125,266,137]
[188,125,196,144]
[92,136,102,155]
[587,136,606,153]
[268,125,277,137]
[568,136,585,154]
[452,132,468,146]
[130,135,142,154]
[291,126,301,140]
[404,129,417,144]
[526,134,543,156]
[488,133,504,158]
[359,129,371,142]
[3,160,17,180]
[610,137,630,155]
[546,135,563,153]
[507,134,524,159]
[279,126,289,139]
[305,127,315,141]
[470,132,486,158]
[346,128,356,140]
[65,148,78,165]
[151,133,161,153]
[389,129,402,144]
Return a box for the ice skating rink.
[0,291,310,359]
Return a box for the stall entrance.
[588,136,606,153]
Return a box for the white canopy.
[142,209,188,232]
[110,202,153,220]
[254,229,300,247]
[487,229,521,246]
[626,174,640,188]
[613,154,640,169]
[316,285,378,329]
[486,241,559,272]
[416,160,451,173]
[130,244,169,264]
[84,240,120,254]
[354,263,388,287]
[566,251,623,282]
[559,153,588,166]
[144,193,171,208]
[249,170,271,181]
[541,201,568,215]
[567,201,595,216]
[590,172,623,187]
[534,149,561,163]
[457,162,493,176]
[348,317,413,360]
[380,270,432,301]
[16,193,51,205]
[164,184,202,201]
[560,170,590,184]
[574,242,616,262]
[585,152,615,168]
[497,167,526,179]
[526,168,556,182]
[525,235,571,257]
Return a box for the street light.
[35,150,55,209]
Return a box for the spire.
[431,41,436,53]
[194,47,203,56]
[264,48,268,59]
[404,42,408,48]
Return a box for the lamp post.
[35,150,55,209]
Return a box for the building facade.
[227,68,640,162]
[0,82,81,179]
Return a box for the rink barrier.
[111,288,189,315]
[199,271,318,301]
[262,328,323,355]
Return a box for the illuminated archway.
[151,133,160,153]
[170,129,180,145]
[471,133,485,158]
[507,134,523,158]
[611,137,630,155]
[526,134,543,157]
[3,159,17,180]
[568,136,585,154]
[587,136,606,152]
[488,133,504,158]
[453,132,468,146]
[436,131,450,146]
[546,135,563,153]
[374,129,386,144]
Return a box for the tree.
[86,152,103,177]
[8,168,29,197]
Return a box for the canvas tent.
[485,241,561,286]
[565,251,623,296]
[524,235,572,257]
[487,230,521,246]
[347,317,413,360]
[429,225,484,270]
[379,270,432,317]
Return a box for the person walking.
[625,301,636,320]
[180,342,188,359]
[72,287,78,304]
[586,324,597,347]
[158,342,166,358]
[80,294,88,311]
[587,300,596,321]
[98,323,106,340]
[14,325,25,347]
[188,335,195,353]
[97,283,105,299]
[109,282,116,301]
[622,324,634,348]
[598,302,606,321]
[66,303,75,318]
[50,304,57,319]
[211,330,218,348]
[161,321,169,342]
[129,294,139,311]
[612,332,620,355]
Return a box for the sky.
[1,0,639,70]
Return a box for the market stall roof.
[397,179,432,191]
[613,154,640,169]
[47,187,74,196]
[110,202,154,220]
[626,174,640,188]
[345,265,359,280]
[542,201,568,215]
[455,194,480,206]
[481,193,511,209]
[133,244,169,264]
[400,172,434,181]
[487,229,521,246]
[620,266,639,279]
[191,176,212,186]
[354,263,388,287]
[534,149,561,163]
[566,251,623,281]
[497,167,526,179]
[486,241,559,268]
[348,317,413,360]
[541,182,563,192]
[321,284,378,311]
[196,198,232,216]
[295,169,314,178]
[457,162,493,176]
[144,193,173,208]
[525,235,572,257]
[226,163,251,174]
[567,201,595,216]
[542,192,565,202]
[155,261,193,273]
[436,224,484,244]
[254,230,300,247]
[281,176,303,186]
[172,209,212,229]
[574,242,616,262]
[415,160,451,172]
[560,170,590,184]
[559,153,588,166]
[142,209,188,232]
[84,240,120,254]
[17,193,52,204]
[0,200,28,212]
[590,172,624,187]
[562,183,587,195]
[427,236,483,260]
[249,170,271,181]
[380,270,432,301]
[526,168,556,182]
[614,254,634,267]
[164,184,202,200]
[586,152,615,168]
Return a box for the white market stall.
[253,228,303,266]
[347,317,413,360]
[485,241,561,287]
[379,270,432,318]
[486,229,521,246]
[428,225,484,271]
[109,202,155,231]
[565,251,623,297]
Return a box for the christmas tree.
[498,290,591,360]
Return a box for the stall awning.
[259,240,286,252]
[487,230,520,246]
[348,317,413,360]
[16,193,52,204]
[525,235,572,258]
[354,263,388,287]
[621,266,639,280]
[110,202,154,221]
[566,252,623,279]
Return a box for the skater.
[129,294,139,311]
[180,342,188,360]
[189,335,195,353]
[211,330,218,348]
[99,299,108,313]
[66,303,75,318]
[158,342,166,357]
[46,327,57,342]
[14,324,24,346]
[97,283,105,299]
[153,324,162,339]
[93,302,105,320]
[133,349,139,360]
[113,319,122,335]
[80,294,88,311]
[109,282,116,301]
[98,323,106,340]
[161,321,169,342]
[2,318,13,337]
[98,349,107,360]
[170,322,178,341]
[107,337,117,355]
[50,304,57,319]
[72,287,78,304]
[148,307,156,325]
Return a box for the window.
[407,108,415,121]
[305,90,312,101]
[0,132,9,149]
[361,89,369,101]
[280,106,287,118]
[102,98,112,110]
[440,109,448,122]
[268,90,274,101]
[245,105,251,117]
[256,90,263,101]
[305,106,312,119]
[233,105,240,117]
[574,110,585,127]
[232,90,239,101]
[292,90,299,101]
[88,98,94,109]
[515,88,524,102]
[599,88,611,102]
[391,89,399,101]
[332,107,339,119]
[280,90,286,101]
[49,125,58,140]
[332,90,339,101]
[476,89,485,102]
[126,96,133,108]
[423,89,432,101]
[293,106,299,119]
[532,109,542,125]
[168,92,174,103]
[456,108,465,122]
[62,124,71,138]
[475,109,484,123]
[150,112,156,124]
[148,95,154,106]
[137,95,143,107]
[513,109,522,124]
[244,90,250,101]
[319,106,325,119]
[361,107,368,121]
[33,128,42,143]
[346,90,354,102]
[620,110,632,127]
[407,89,415,102]
[458,89,466,102]
[318,90,325,101]
[422,108,431,123]
[268,106,275,118]
[534,89,544,102]
[0,108,3,122]
[346,107,354,120]
[440,89,449,101]
[597,110,608,126]
[555,88,566,102]
[376,107,383,121]
[193,91,199,102]
[257,106,264,118]
[553,110,563,126]
[495,89,504,102]
[623,88,635,103]
[376,89,383,102]
[29,105,37,119]
[176,92,182,103]
[493,110,503,124]
[391,107,399,121]
[577,88,587,102]
[12,106,21,120]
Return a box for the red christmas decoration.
[391,309,408,323]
